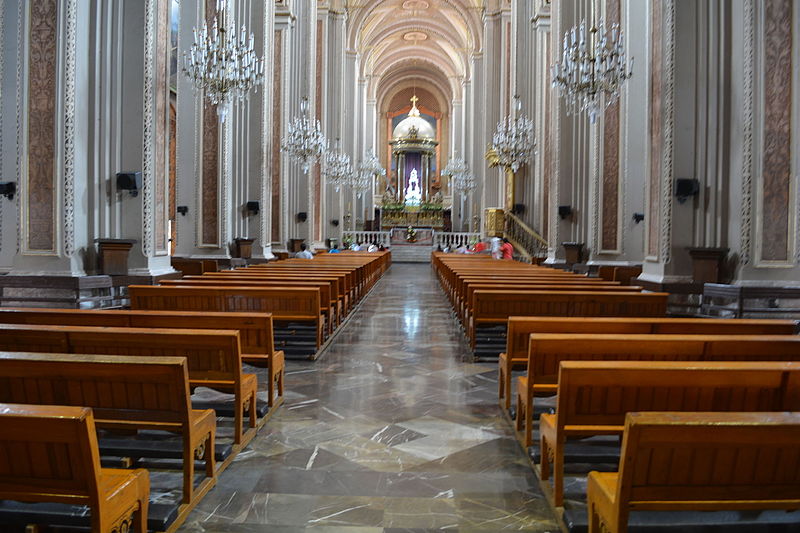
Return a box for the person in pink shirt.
[500,238,514,260]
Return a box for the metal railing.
[504,211,548,263]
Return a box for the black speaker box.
[116,172,142,197]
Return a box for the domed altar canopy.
[389,95,439,209]
[392,96,436,140]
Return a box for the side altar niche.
[379,95,449,230]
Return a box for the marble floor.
[179,263,559,533]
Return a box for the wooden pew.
[462,284,642,327]
[0,352,215,505]
[128,285,324,350]
[195,273,345,323]
[160,278,336,336]
[515,334,800,447]
[587,411,800,533]
[539,361,800,505]
[469,291,669,348]
[0,324,257,444]
[497,316,800,409]
[0,403,150,533]
[453,276,618,314]
[244,266,359,305]
[0,308,285,407]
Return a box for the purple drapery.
[403,152,422,192]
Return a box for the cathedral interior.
[0,0,799,532]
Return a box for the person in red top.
[471,240,487,254]
[500,238,514,260]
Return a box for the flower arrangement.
[405,226,417,243]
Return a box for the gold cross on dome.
[410,95,419,108]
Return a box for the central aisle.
[181,263,558,532]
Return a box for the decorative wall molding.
[271,29,283,244]
[590,117,600,254]
[754,0,795,266]
[260,3,273,249]
[23,0,59,255]
[14,0,22,253]
[658,0,676,264]
[739,0,755,265]
[62,0,77,257]
[222,102,231,247]
[141,0,156,257]
[0,0,5,254]
[548,1,560,256]
[154,0,169,255]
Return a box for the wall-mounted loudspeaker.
[330,219,339,227]
[246,201,260,215]
[558,205,573,220]
[296,212,307,223]
[116,172,142,197]
[0,182,16,201]
[512,203,526,216]
[675,178,700,203]
[177,205,189,216]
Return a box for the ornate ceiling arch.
[346,0,483,93]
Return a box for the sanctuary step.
[390,244,433,263]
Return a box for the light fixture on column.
[281,97,327,174]
[551,1,634,123]
[353,149,385,199]
[322,138,352,193]
[182,0,264,122]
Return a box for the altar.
[379,95,449,231]
[389,227,434,246]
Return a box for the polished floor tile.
[179,264,559,532]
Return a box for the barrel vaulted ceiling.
[345,0,485,106]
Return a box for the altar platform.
[390,244,432,263]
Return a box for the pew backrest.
[473,291,668,323]
[0,324,243,386]
[555,361,800,429]
[0,403,103,504]
[504,316,799,359]
[0,308,274,358]
[528,334,800,387]
[618,411,800,508]
[128,285,320,320]
[0,352,192,430]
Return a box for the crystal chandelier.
[491,96,535,173]
[353,149,385,198]
[453,171,477,195]
[551,6,634,122]
[183,0,264,122]
[323,139,353,193]
[281,97,328,174]
[442,156,476,194]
